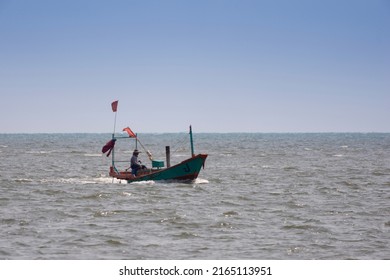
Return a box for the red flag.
[102,139,116,157]
[123,127,137,138]
[111,100,118,112]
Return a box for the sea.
[0,133,389,260]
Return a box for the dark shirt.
[131,155,140,168]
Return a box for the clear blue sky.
[1,0,389,133]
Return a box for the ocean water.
[0,133,389,260]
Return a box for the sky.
[0,0,389,133]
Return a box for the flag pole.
[111,100,119,183]
[111,100,119,136]
[113,110,117,135]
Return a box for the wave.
[13,176,127,185]
[26,151,54,154]
[129,180,156,186]
[84,154,103,157]
[14,178,35,183]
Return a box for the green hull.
[110,154,207,183]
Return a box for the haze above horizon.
[1,0,389,133]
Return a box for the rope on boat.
[136,138,153,161]
[171,134,190,155]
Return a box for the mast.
[111,100,118,173]
[111,133,115,170]
[189,125,195,157]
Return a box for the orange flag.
[111,100,118,112]
[123,127,137,138]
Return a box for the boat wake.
[12,176,128,185]
[194,178,209,184]
[57,177,127,185]
[92,177,128,184]
[12,176,208,186]
[129,180,156,186]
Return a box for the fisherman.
[130,149,146,176]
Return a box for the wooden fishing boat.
[103,101,207,183]
[103,121,207,183]
[109,153,208,182]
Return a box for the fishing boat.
[102,101,208,183]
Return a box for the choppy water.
[0,133,389,259]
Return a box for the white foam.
[39,176,128,185]
[93,177,127,184]
[58,178,98,185]
[129,180,155,186]
[26,151,53,154]
[122,192,132,197]
[84,154,103,157]
[14,178,34,183]
[194,178,209,184]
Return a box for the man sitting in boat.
[130,149,146,176]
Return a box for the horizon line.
[1,131,389,134]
